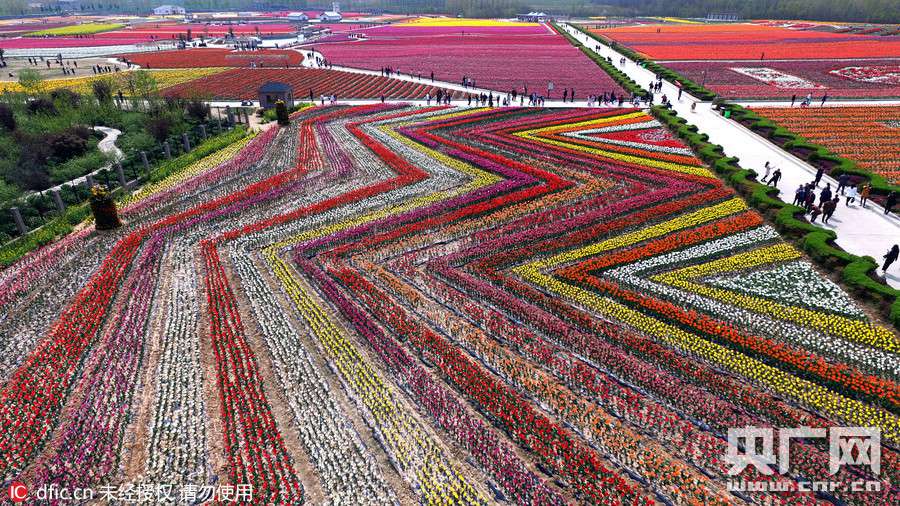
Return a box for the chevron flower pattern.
[0,106,897,505]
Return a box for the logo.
[8,482,27,503]
[724,427,882,493]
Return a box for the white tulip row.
[145,244,212,486]
[707,260,866,319]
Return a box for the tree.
[275,100,290,125]
[185,98,210,122]
[18,68,43,96]
[0,104,15,132]
[127,70,158,110]
[146,115,173,142]
[92,78,114,104]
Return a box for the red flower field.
[594,23,900,60]
[309,23,624,96]
[161,68,463,100]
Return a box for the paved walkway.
[560,23,900,287]
[47,126,124,193]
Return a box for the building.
[287,12,309,22]
[319,1,342,22]
[258,82,294,109]
[153,4,186,16]
[319,11,342,22]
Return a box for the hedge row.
[569,23,717,101]
[722,103,900,196]
[552,22,648,98]
[652,106,900,330]
[0,125,249,268]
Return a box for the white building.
[319,11,342,22]
[287,12,309,22]
[319,2,342,22]
[153,4,186,16]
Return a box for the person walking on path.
[883,245,899,272]
[791,94,797,107]
[837,173,850,195]
[804,188,817,211]
[861,183,871,207]
[823,197,838,224]
[846,185,858,206]
[793,185,805,206]
[760,161,771,183]
[885,191,898,215]
[809,204,822,223]
[821,93,828,106]
[767,168,782,188]
[813,167,825,187]
[819,184,832,206]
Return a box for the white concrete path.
[46,126,124,193]
[561,23,900,287]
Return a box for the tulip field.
[1,103,897,504]
[753,105,900,183]
[591,23,900,98]
[308,21,625,96]
[161,68,463,100]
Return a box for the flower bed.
[161,67,463,100]
[1,104,897,505]
[308,23,625,95]
[753,106,900,183]
[594,23,900,60]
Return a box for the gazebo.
[258,82,294,109]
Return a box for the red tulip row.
[161,68,464,101]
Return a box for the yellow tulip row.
[529,197,747,269]
[0,68,226,95]
[652,244,899,352]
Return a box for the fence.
[0,117,237,243]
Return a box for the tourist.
[813,167,824,187]
[822,197,838,224]
[821,93,828,106]
[860,183,871,207]
[837,173,849,195]
[793,185,805,205]
[885,191,897,214]
[791,94,797,107]
[883,245,900,272]
[809,204,822,223]
[845,185,858,206]
[760,161,771,183]
[767,168,782,188]
[819,183,832,205]
[804,189,816,211]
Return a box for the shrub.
[0,104,15,132]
